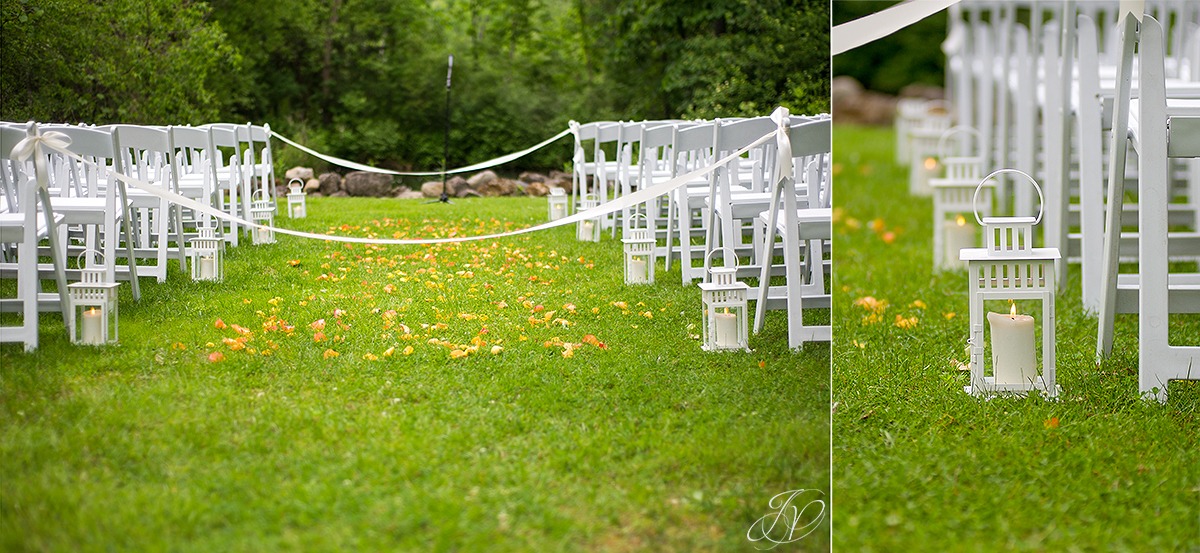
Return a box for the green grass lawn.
[1,196,829,551]
[832,125,1200,551]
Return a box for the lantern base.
[965,376,1060,399]
[701,344,751,353]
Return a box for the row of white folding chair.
[1065,11,1200,309]
[0,123,72,351]
[951,5,1200,399]
[0,122,146,291]
[703,114,830,281]
[947,0,1200,296]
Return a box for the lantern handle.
[252,189,269,202]
[703,246,740,274]
[936,126,983,160]
[971,168,1043,226]
[74,248,105,270]
[627,212,647,230]
[287,177,304,191]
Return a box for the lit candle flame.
[955,214,966,227]
[87,307,99,316]
[1009,301,1016,317]
[924,157,938,171]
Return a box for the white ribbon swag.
[270,128,573,177]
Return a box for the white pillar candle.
[552,203,565,220]
[257,227,270,243]
[579,220,594,241]
[81,307,103,345]
[295,205,305,218]
[943,215,975,269]
[714,311,739,348]
[911,155,936,195]
[988,310,1038,384]
[628,258,647,283]
[199,255,216,280]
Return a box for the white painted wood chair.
[1096,13,1200,402]
[111,125,187,283]
[667,122,717,285]
[752,116,833,349]
[40,125,141,300]
[0,123,72,351]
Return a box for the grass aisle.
[832,125,1199,550]
[1,196,829,551]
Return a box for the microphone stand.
[430,54,454,204]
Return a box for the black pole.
[438,54,453,203]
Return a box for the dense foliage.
[1,0,829,172]
[831,0,946,94]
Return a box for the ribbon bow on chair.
[10,128,72,192]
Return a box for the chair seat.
[758,208,832,240]
[47,197,132,224]
[0,212,64,242]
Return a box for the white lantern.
[576,193,601,242]
[908,101,952,196]
[894,97,927,166]
[287,178,307,218]
[189,225,223,282]
[547,187,568,221]
[250,190,276,244]
[622,214,655,285]
[700,249,749,352]
[961,170,1060,397]
[67,252,120,346]
[930,126,988,271]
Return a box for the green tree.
[1,0,240,124]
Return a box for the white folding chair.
[41,125,141,300]
[1096,13,1200,402]
[752,117,833,349]
[112,125,187,283]
[0,123,72,351]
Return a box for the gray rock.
[456,188,482,198]
[420,181,446,198]
[304,178,321,193]
[395,189,425,199]
[476,177,520,197]
[467,170,498,189]
[343,171,393,197]
[318,172,342,195]
[524,181,550,197]
[519,171,548,183]
[331,190,349,197]
[285,166,314,181]
[831,75,898,126]
[447,176,468,193]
